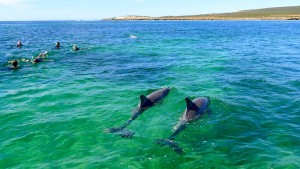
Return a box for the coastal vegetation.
[108,6,300,20]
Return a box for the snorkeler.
[16,41,22,47]
[18,51,51,64]
[55,42,60,48]
[31,51,49,64]
[8,60,19,69]
[72,44,80,51]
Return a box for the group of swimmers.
[7,41,81,70]
[8,34,136,70]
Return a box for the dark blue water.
[0,21,300,168]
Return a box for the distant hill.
[107,6,300,20]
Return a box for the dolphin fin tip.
[185,97,192,102]
[139,95,153,108]
[185,97,193,108]
[140,95,147,103]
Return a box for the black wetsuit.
[33,58,43,63]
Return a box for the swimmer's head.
[17,41,22,47]
[55,42,60,48]
[11,60,18,68]
[73,44,79,50]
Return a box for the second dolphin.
[156,97,210,154]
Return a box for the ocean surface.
[0,21,299,168]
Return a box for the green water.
[0,21,299,168]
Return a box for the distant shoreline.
[105,16,300,21]
[105,5,300,21]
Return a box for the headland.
[106,6,300,20]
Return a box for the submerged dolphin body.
[156,97,210,154]
[106,87,171,137]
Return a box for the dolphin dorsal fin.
[140,95,153,108]
[185,97,199,111]
[140,95,149,105]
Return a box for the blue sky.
[0,0,299,21]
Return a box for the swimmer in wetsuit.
[5,59,20,71]
[8,60,19,69]
[72,44,80,51]
[32,57,44,63]
[16,41,22,47]
[17,51,51,64]
[31,51,48,64]
[55,42,60,48]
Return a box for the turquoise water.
[0,21,299,168]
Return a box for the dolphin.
[156,97,210,154]
[105,87,171,137]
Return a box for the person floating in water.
[72,44,80,51]
[8,60,19,69]
[31,51,50,64]
[16,41,22,47]
[19,51,52,64]
[55,42,60,48]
